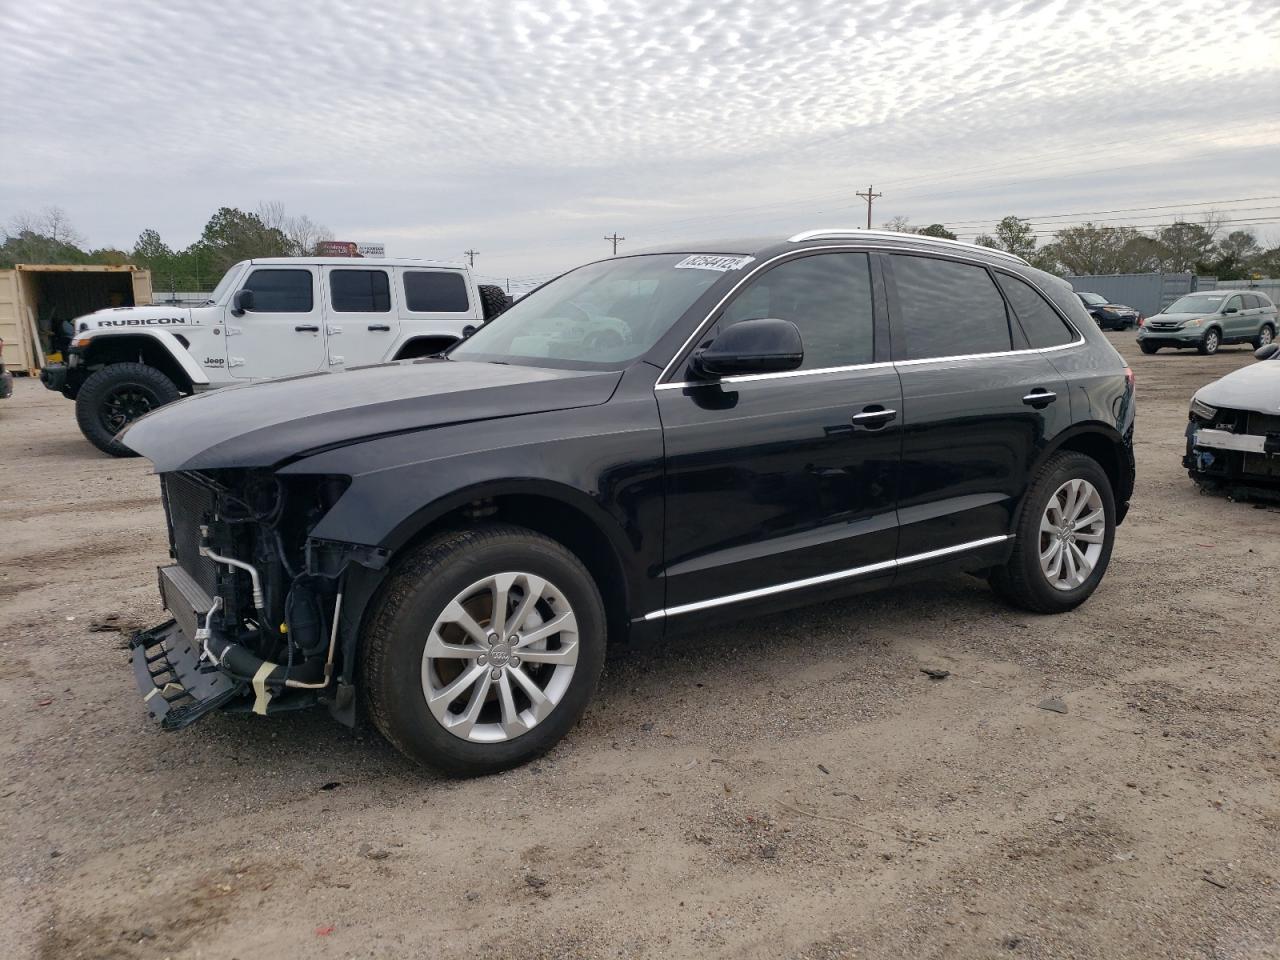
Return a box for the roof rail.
[787,228,1030,265]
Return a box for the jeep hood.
[76,304,195,333]
[121,359,622,472]
[1194,360,1280,415]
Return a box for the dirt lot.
[2,334,1277,960]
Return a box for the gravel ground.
[2,333,1278,960]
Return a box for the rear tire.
[1253,324,1275,350]
[990,451,1116,614]
[74,362,180,457]
[360,524,606,776]
[1139,341,1160,354]
[477,284,510,322]
[1198,329,1221,355]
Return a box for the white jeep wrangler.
[41,257,510,455]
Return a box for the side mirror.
[1224,307,1238,315]
[1255,343,1279,361]
[231,289,255,316]
[694,318,803,377]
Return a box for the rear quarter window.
[403,271,470,313]
[996,273,1077,349]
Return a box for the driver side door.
[227,266,327,379]
[656,251,902,619]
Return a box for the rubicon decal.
[93,317,186,327]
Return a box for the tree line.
[0,203,332,291]
[882,213,1279,279]
[4,204,1278,284]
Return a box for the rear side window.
[720,252,874,369]
[403,271,469,312]
[996,273,1077,348]
[330,270,391,312]
[1243,294,1261,309]
[890,255,1010,360]
[243,269,313,312]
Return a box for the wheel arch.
[350,479,636,654]
[1023,423,1133,527]
[79,332,205,393]
[392,335,461,361]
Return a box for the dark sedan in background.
[1077,292,1141,330]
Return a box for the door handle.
[1022,389,1057,407]
[368,324,391,331]
[295,324,320,333]
[851,406,897,429]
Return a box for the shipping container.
[0,264,152,373]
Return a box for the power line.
[855,185,882,230]
[940,196,1280,229]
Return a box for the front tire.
[360,524,606,776]
[1139,341,1160,354]
[990,451,1116,614]
[1198,329,1221,355]
[74,362,180,457]
[1254,324,1275,350]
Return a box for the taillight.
[1124,366,1135,391]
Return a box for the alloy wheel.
[1038,478,1106,592]
[100,386,157,433]
[1261,327,1274,346]
[1204,330,1219,354]
[421,572,579,743]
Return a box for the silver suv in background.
[1137,290,1277,355]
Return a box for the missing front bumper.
[130,620,241,730]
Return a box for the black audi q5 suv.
[121,229,1135,775]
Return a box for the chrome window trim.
[787,228,1030,266]
[656,360,894,391]
[643,534,1012,620]
[655,243,1083,387]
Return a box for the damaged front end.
[131,470,386,729]
[1185,401,1280,501]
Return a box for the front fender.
[80,330,210,386]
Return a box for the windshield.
[1078,292,1108,306]
[206,262,246,304]
[450,254,731,368]
[1164,294,1225,314]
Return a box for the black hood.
[121,359,622,472]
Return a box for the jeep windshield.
[205,262,245,305]
[449,254,728,369]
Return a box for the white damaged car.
[1185,342,1280,495]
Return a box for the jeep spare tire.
[478,284,511,322]
[75,362,180,457]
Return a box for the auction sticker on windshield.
[674,255,755,272]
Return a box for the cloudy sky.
[2,0,1277,289]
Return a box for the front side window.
[891,255,1010,360]
[1225,296,1243,313]
[404,271,469,312]
[720,252,874,369]
[330,270,391,312]
[997,273,1076,349]
[450,253,726,368]
[243,269,314,312]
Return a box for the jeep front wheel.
[361,524,606,776]
[75,362,180,457]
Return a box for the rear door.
[657,250,902,616]
[397,267,478,353]
[322,265,397,367]
[886,253,1073,558]
[227,266,326,379]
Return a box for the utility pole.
[855,184,882,229]
[464,249,478,267]
[604,233,625,255]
